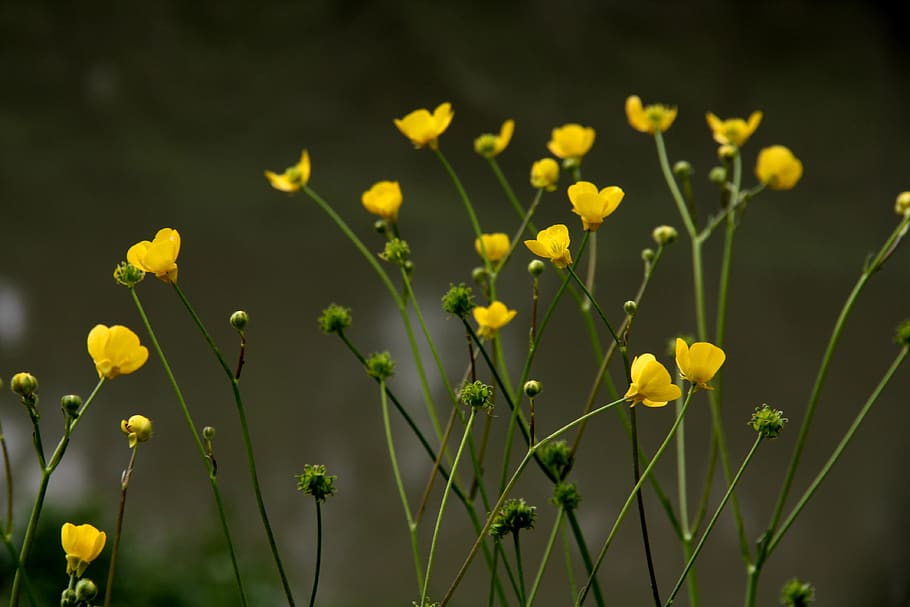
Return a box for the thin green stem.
[1,418,12,535]
[564,266,624,362]
[565,509,605,607]
[3,536,36,607]
[488,157,533,230]
[434,148,485,245]
[308,501,323,607]
[104,445,139,607]
[631,406,662,607]
[528,508,564,607]
[513,532,528,606]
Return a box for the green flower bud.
[203,426,216,440]
[895,191,910,216]
[489,498,536,539]
[403,260,415,275]
[652,225,678,246]
[527,259,545,277]
[379,238,411,267]
[749,404,787,439]
[10,372,38,398]
[60,588,77,607]
[230,310,249,331]
[552,482,582,510]
[441,283,475,318]
[673,160,692,179]
[60,394,82,417]
[780,577,815,607]
[562,156,581,173]
[472,266,488,285]
[113,261,146,287]
[641,248,655,262]
[474,133,498,157]
[365,351,395,380]
[459,380,494,412]
[296,464,337,502]
[717,144,737,162]
[538,440,572,478]
[373,219,388,234]
[317,303,352,334]
[75,578,98,602]
[523,380,542,398]
[623,300,637,316]
[895,319,910,347]
[708,166,727,184]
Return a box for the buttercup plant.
[1,93,907,607]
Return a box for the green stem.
[104,445,139,607]
[513,532,528,606]
[434,148,486,246]
[631,406,662,607]
[488,157,534,231]
[172,283,296,607]
[528,507,564,607]
[564,266,624,362]
[308,501,323,607]
[3,536,36,607]
[565,509,606,607]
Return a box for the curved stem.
[104,446,140,607]
[308,501,323,607]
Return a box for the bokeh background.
[2,1,909,605]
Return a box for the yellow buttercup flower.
[264,149,311,192]
[567,181,624,232]
[756,145,803,190]
[475,233,510,263]
[547,124,595,161]
[625,95,677,134]
[394,102,454,150]
[121,414,153,448]
[473,301,517,339]
[61,522,106,578]
[474,119,515,158]
[362,180,403,221]
[530,158,559,191]
[705,111,762,147]
[126,228,180,283]
[675,338,726,390]
[524,224,573,269]
[624,354,682,407]
[87,324,149,380]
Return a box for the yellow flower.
[394,102,454,149]
[530,158,559,191]
[524,224,573,269]
[474,119,515,158]
[473,301,517,339]
[475,233,510,263]
[705,111,762,147]
[121,414,153,448]
[87,324,149,380]
[264,149,311,192]
[126,228,180,283]
[896,191,910,216]
[61,522,106,577]
[675,338,726,390]
[624,354,682,407]
[362,180,403,221]
[756,145,803,190]
[567,181,624,232]
[625,95,677,134]
[547,124,595,161]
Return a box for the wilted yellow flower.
[675,338,726,390]
[264,149,311,192]
[475,233,510,263]
[706,111,763,147]
[567,181,624,232]
[524,224,573,269]
[474,119,514,158]
[61,522,106,577]
[362,180,403,221]
[126,228,180,283]
[530,158,559,191]
[394,102,454,149]
[547,124,595,161]
[624,354,682,407]
[87,324,149,380]
[625,95,677,134]
[473,301,517,339]
[121,414,153,448]
[756,145,803,190]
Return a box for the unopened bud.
[472,267,488,285]
[708,166,727,184]
[230,310,249,331]
[673,160,692,179]
[10,372,38,398]
[528,259,545,277]
[61,394,82,416]
[652,225,678,246]
[523,380,542,398]
[203,426,216,440]
[623,300,637,316]
[718,144,736,161]
[75,578,98,602]
[641,248,655,262]
[895,191,910,216]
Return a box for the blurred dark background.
[2,1,909,605]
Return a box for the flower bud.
[203,426,216,440]
[403,260,415,275]
[708,166,727,184]
[623,300,637,316]
[472,266,488,285]
[641,248,655,262]
[530,158,560,191]
[296,463,337,502]
[474,133,498,157]
[379,238,411,267]
[673,160,692,179]
[489,498,536,539]
[538,440,572,478]
[460,380,494,412]
[717,144,737,161]
[551,482,581,510]
[441,283,475,318]
[317,304,352,334]
[365,351,395,380]
[373,219,388,235]
[894,319,910,347]
[527,259,545,277]
[75,578,98,602]
[780,577,815,607]
[652,225,678,246]
[895,191,910,216]
[112,261,146,287]
[230,310,249,331]
[10,372,38,399]
[121,414,153,448]
[61,394,82,417]
[523,380,542,398]
[60,589,77,607]
[749,404,787,439]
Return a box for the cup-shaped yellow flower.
[524,224,573,269]
[121,414,153,448]
[264,149,311,192]
[61,522,106,578]
[756,145,803,190]
[530,158,559,191]
[567,181,624,232]
[706,111,762,147]
[624,354,682,407]
[126,227,180,283]
[87,324,149,380]
[475,233,510,263]
[473,301,517,339]
[362,180,403,221]
[394,102,454,150]
[675,338,726,390]
[474,119,515,158]
[625,95,677,134]
[547,124,595,161]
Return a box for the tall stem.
[103,446,140,607]
[307,501,323,607]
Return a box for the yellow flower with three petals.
[567,181,624,232]
[675,338,726,390]
[705,111,763,147]
[362,181,403,221]
[625,95,677,134]
[264,149,311,192]
[475,233,510,263]
[61,522,106,577]
[755,145,803,190]
[87,324,149,380]
[474,120,515,158]
[624,354,682,407]
[547,124,595,161]
[127,228,180,282]
[394,102,454,149]
[524,224,572,269]
[473,301,517,339]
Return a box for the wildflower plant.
[1,92,907,607]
